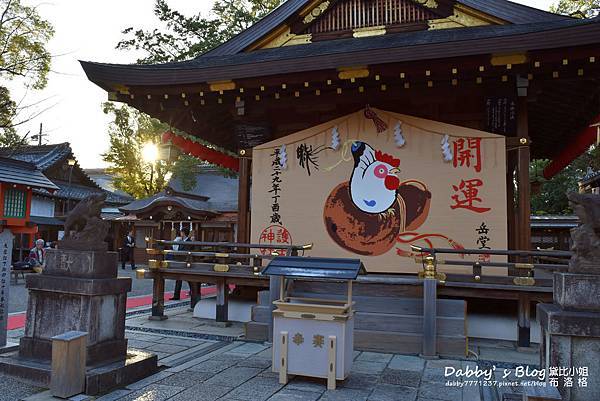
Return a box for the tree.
[104,0,282,197]
[0,0,54,145]
[530,148,599,215]
[101,102,199,199]
[551,0,599,18]
[116,0,283,64]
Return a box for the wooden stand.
[272,279,355,390]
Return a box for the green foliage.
[105,0,275,196]
[116,0,283,64]
[0,0,54,146]
[102,103,237,199]
[0,86,20,146]
[102,102,175,199]
[551,0,599,18]
[530,148,599,215]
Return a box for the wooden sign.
[251,109,508,275]
[485,96,517,136]
[0,230,14,347]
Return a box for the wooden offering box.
[263,257,365,390]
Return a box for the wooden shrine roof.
[206,0,567,57]
[81,1,600,161]
[81,18,598,89]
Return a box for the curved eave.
[81,18,600,90]
[119,196,219,217]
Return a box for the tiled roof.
[169,168,239,212]
[120,167,239,214]
[530,215,579,228]
[81,17,598,87]
[0,144,133,205]
[120,191,218,215]
[85,168,134,198]
[35,180,132,206]
[580,170,600,186]
[204,0,568,57]
[0,143,72,171]
[458,0,568,24]
[0,157,59,191]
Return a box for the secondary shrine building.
[82,0,600,275]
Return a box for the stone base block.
[44,249,117,279]
[554,272,600,312]
[19,337,128,365]
[538,303,600,401]
[0,342,18,355]
[0,348,158,395]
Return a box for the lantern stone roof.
[0,157,59,191]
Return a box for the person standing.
[29,239,46,273]
[122,229,136,270]
[170,228,191,301]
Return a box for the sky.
[8,0,556,168]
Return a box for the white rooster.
[349,141,401,214]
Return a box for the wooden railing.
[411,245,571,286]
[145,238,312,274]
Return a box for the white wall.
[30,196,55,217]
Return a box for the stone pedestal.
[0,248,157,395]
[538,272,600,401]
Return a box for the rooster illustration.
[350,141,401,214]
[324,140,433,256]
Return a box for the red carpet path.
[7,286,217,330]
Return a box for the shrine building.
[81,0,600,348]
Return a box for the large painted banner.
[251,108,507,274]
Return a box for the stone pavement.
[5,337,480,401]
[1,301,544,401]
[2,324,542,401]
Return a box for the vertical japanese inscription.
[270,148,283,225]
[0,230,14,347]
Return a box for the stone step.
[251,305,272,323]
[245,321,269,341]
[257,290,270,306]
[522,386,562,401]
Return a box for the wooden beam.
[237,155,251,244]
[516,96,531,255]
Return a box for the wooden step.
[291,280,422,298]
[291,291,465,317]
[354,329,467,357]
[355,311,466,336]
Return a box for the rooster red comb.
[375,150,400,168]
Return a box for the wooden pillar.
[517,293,531,348]
[189,282,201,309]
[516,96,531,254]
[237,153,251,244]
[421,278,438,358]
[216,278,229,323]
[149,275,167,321]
